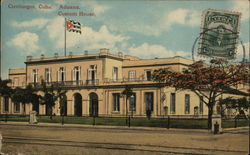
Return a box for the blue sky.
[1,0,249,79]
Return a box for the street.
[0,123,248,155]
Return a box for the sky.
[1,0,249,79]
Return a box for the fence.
[0,114,248,129]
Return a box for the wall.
[26,58,103,84]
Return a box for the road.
[0,123,248,155]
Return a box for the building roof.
[24,48,193,67]
[123,56,193,68]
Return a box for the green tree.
[0,78,13,97]
[40,81,67,119]
[219,97,250,119]
[12,85,41,114]
[122,85,134,123]
[153,59,249,129]
[0,78,13,114]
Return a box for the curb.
[222,126,248,131]
[0,121,210,133]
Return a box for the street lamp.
[122,85,133,126]
[130,94,135,118]
[125,95,128,125]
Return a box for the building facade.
[1,49,246,118]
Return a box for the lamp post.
[122,85,133,126]
[130,94,134,118]
[61,104,64,125]
[126,96,128,125]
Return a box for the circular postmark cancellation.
[198,9,241,60]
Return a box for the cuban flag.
[66,19,81,34]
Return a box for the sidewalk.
[1,121,247,133]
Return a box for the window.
[170,93,176,114]
[200,96,204,114]
[32,69,38,83]
[145,92,154,112]
[128,70,136,81]
[58,67,65,82]
[73,66,81,84]
[113,67,118,81]
[45,68,51,83]
[88,65,97,85]
[3,96,9,112]
[129,93,136,111]
[145,70,152,81]
[14,102,20,112]
[112,93,120,112]
[185,94,190,114]
[89,65,97,80]
[13,78,19,87]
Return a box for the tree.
[40,81,67,119]
[0,78,13,98]
[219,97,250,119]
[12,85,40,114]
[0,78,13,115]
[152,59,249,129]
[122,85,134,123]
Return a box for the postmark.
[199,9,241,59]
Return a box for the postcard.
[0,0,249,154]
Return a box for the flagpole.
[64,18,66,57]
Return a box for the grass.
[0,115,248,129]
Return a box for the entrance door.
[74,93,82,117]
[89,93,98,117]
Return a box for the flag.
[66,19,81,34]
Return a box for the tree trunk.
[208,106,213,129]
[50,106,53,120]
[208,95,216,129]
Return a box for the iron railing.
[103,78,154,84]
[29,80,99,87]
[86,79,99,86]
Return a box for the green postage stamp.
[199,9,241,59]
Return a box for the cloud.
[54,0,67,5]
[104,18,161,36]
[46,17,129,50]
[164,9,200,28]
[127,43,190,59]
[46,17,64,44]
[7,32,40,55]
[232,1,250,21]
[101,8,200,37]
[93,4,110,15]
[81,25,129,49]
[80,1,110,15]
[12,18,49,29]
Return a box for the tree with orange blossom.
[153,59,249,129]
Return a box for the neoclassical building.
[1,49,247,117]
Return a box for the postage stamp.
[199,9,241,59]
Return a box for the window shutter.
[87,69,90,80]
[57,70,59,82]
[63,67,66,81]
[50,68,52,82]
[79,66,81,80]
[72,67,75,81]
